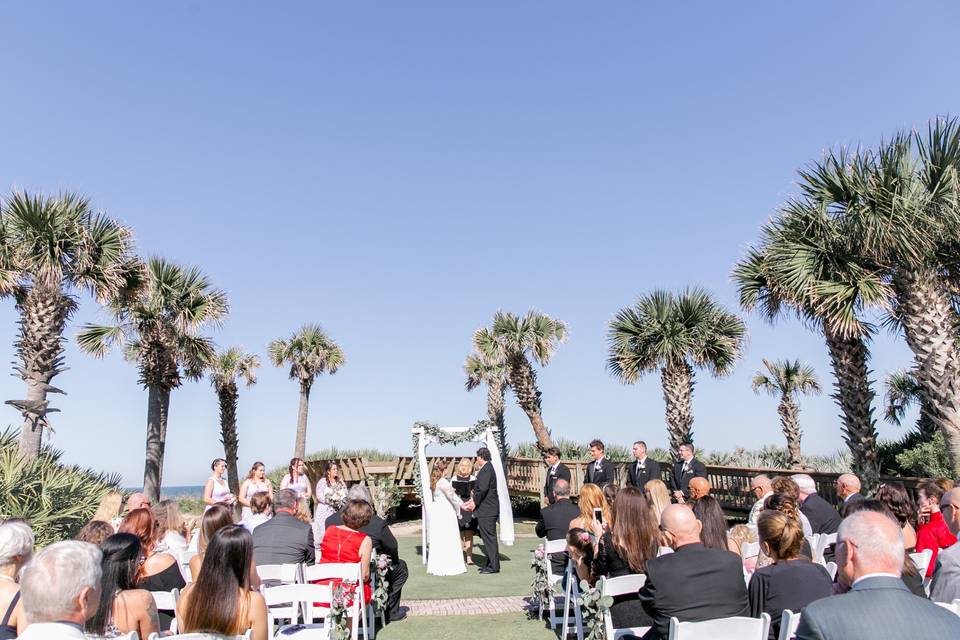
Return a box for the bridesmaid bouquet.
[325,483,348,509]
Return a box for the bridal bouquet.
[324,483,348,509]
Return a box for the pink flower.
[579,532,590,542]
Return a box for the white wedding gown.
[427,477,466,576]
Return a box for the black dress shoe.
[478,567,499,574]
[388,610,407,622]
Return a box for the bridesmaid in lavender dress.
[238,461,273,522]
[280,457,312,506]
[313,461,346,551]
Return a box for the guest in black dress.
[451,458,477,565]
[119,508,186,631]
[749,510,832,640]
[591,487,657,630]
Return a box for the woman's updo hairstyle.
[763,492,800,522]
[757,509,803,560]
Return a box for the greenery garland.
[329,583,352,640]
[373,553,391,610]
[578,580,614,640]
[411,419,492,501]
[529,543,554,609]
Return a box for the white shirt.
[20,623,86,640]
[852,572,900,588]
[594,458,604,470]
[550,463,560,475]
[636,457,648,468]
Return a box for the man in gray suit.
[795,511,960,639]
[931,487,960,603]
[253,489,315,566]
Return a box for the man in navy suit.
[668,443,707,502]
[796,510,960,638]
[583,439,616,488]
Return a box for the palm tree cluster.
[0,192,344,502]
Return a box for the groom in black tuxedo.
[464,446,500,573]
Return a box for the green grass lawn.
[377,613,557,640]
[398,535,539,600]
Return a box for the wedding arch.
[412,420,515,566]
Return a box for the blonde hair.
[728,524,757,554]
[430,460,449,492]
[644,479,671,521]
[758,510,803,560]
[577,484,611,526]
[457,458,474,477]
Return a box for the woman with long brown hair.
[189,504,235,580]
[313,461,346,546]
[280,457,312,504]
[426,460,466,576]
[177,525,267,640]
[568,484,609,540]
[118,508,184,631]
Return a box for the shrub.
[267,447,397,486]
[0,428,121,546]
[176,497,205,516]
[887,431,953,478]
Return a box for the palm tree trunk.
[11,286,74,459]
[295,379,312,459]
[778,394,803,468]
[892,268,960,476]
[824,327,879,490]
[143,384,171,502]
[507,355,554,451]
[218,384,241,515]
[661,361,694,458]
[488,378,508,460]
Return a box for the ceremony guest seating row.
[600,574,648,640]
[668,613,770,639]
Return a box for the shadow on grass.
[414,545,511,561]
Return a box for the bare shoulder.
[145,551,177,571]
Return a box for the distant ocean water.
[124,485,204,499]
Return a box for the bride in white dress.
[427,460,467,576]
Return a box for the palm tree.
[77,258,227,501]
[465,337,509,458]
[607,288,746,456]
[268,325,345,459]
[883,369,936,438]
[733,198,888,489]
[209,348,260,504]
[751,358,821,468]
[1,192,136,458]
[478,311,567,452]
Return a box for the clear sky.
[0,2,955,486]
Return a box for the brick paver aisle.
[403,596,533,616]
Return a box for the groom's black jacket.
[473,462,500,518]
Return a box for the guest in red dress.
[916,480,958,577]
[316,499,374,605]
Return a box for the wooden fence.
[305,456,924,513]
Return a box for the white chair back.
[148,633,251,640]
[778,609,801,640]
[668,613,771,640]
[561,560,585,640]
[151,588,180,611]
[824,561,837,581]
[910,549,933,577]
[814,533,837,565]
[740,541,760,558]
[262,584,316,631]
[176,550,197,583]
[300,563,368,640]
[257,562,301,584]
[935,600,960,615]
[118,633,138,640]
[804,534,820,561]
[301,583,334,625]
[600,575,649,640]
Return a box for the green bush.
[0,428,121,546]
[266,447,397,486]
[878,430,933,476]
[176,497,205,516]
[889,431,953,478]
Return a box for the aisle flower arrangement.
[373,553,391,610]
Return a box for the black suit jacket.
[544,463,572,504]
[325,510,399,563]
[668,458,707,498]
[535,499,580,575]
[639,543,749,640]
[626,458,662,490]
[800,493,842,534]
[583,458,616,488]
[472,462,499,518]
[840,492,865,518]
[252,512,315,566]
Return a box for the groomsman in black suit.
[626,440,661,490]
[669,442,707,502]
[583,439,616,488]
[543,446,571,505]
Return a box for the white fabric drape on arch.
[416,425,515,566]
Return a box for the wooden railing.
[304,456,924,513]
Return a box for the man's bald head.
[689,477,710,500]
[837,511,904,584]
[836,473,861,500]
[661,504,701,548]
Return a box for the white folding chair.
[365,558,382,639]
[117,633,138,640]
[257,562,302,584]
[599,574,649,640]
[560,560,585,640]
[804,534,820,563]
[301,563,370,640]
[668,613,770,640]
[910,549,933,577]
[176,550,197,583]
[740,541,760,559]
[540,539,569,628]
[778,609,801,640]
[150,588,180,614]
[824,561,837,581]
[657,546,674,557]
[814,533,836,566]
[148,633,251,640]
[935,600,960,615]
[262,583,320,633]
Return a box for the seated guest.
[836,473,864,518]
[687,477,710,502]
[761,493,813,560]
[643,480,671,524]
[242,492,272,532]
[543,447,571,505]
[177,525,267,640]
[691,495,729,552]
[936,478,955,493]
[845,499,924,597]
[452,458,477,564]
[569,484,609,539]
[75,521,116,547]
[316,500,373,606]
[151,500,188,554]
[0,521,33,638]
[728,524,759,572]
[792,473,841,535]
[638,505,749,639]
[669,443,707,503]
[749,511,831,639]
[325,484,408,622]
[535,479,580,576]
[748,474,774,525]
[20,541,102,640]
[795,511,960,639]
[592,487,657,630]
[118,508,184,631]
[916,479,957,578]
[189,505,234,579]
[874,482,918,550]
[565,528,594,583]
[85,534,159,639]
[772,476,813,535]
[253,489,315,567]
[602,483,620,514]
[931,487,960,603]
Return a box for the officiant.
[452,457,478,565]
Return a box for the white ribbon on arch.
[415,424,515,566]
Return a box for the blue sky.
[0,2,955,486]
